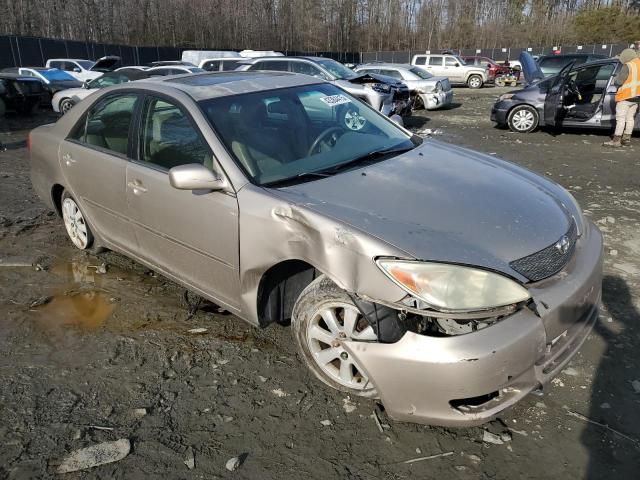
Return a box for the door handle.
[127,180,148,194]
[62,153,76,166]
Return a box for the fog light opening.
[450,391,500,412]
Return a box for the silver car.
[236,57,411,118]
[30,71,602,427]
[354,63,453,110]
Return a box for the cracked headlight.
[369,83,392,94]
[376,259,530,312]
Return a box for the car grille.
[510,220,578,282]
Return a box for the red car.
[462,56,520,82]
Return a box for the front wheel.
[291,275,378,398]
[467,75,483,89]
[59,98,75,115]
[507,105,539,133]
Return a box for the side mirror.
[73,67,81,73]
[169,164,227,191]
[83,81,90,89]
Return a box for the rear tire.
[467,75,483,89]
[61,191,94,250]
[291,275,378,398]
[507,105,539,133]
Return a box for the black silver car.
[491,52,636,133]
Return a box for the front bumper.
[420,89,454,110]
[490,99,513,125]
[344,220,603,427]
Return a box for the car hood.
[91,56,120,72]
[519,52,544,85]
[347,72,406,89]
[272,140,572,280]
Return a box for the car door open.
[543,61,576,128]
[125,95,241,309]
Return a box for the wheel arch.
[256,259,322,328]
[51,184,65,216]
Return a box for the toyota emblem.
[555,235,570,254]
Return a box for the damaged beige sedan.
[30,71,603,426]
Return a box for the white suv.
[411,54,488,88]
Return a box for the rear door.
[543,62,575,127]
[59,92,139,249]
[125,94,241,307]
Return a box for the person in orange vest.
[604,48,640,147]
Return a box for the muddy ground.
[1,88,639,479]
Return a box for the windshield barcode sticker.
[320,94,351,106]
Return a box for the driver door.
[543,61,576,127]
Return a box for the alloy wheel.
[62,197,89,249]
[512,109,535,131]
[306,301,377,390]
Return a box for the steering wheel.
[566,80,582,100]
[307,127,345,156]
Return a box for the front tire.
[507,105,539,133]
[291,275,378,398]
[61,192,94,250]
[59,98,75,115]
[467,75,483,89]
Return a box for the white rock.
[225,456,241,471]
[562,367,579,377]
[56,439,131,473]
[610,249,618,256]
[320,419,332,426]
[271,388,288,398]
[342,397,356,413]
[184,448,195,470]
[482,431,504,445]
[607,216,615,224]
[258,376,268,383]
[132,408,147,417]
[187,328,207,334]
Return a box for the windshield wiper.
[319,144,415,175]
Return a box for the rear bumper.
[344,220,603,427]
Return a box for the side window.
[414,56,426,65]
[429,56,443,66]
[479,59,489,67]
[140,97,212,170]
[66,62,80,72]
[203,60,220,71]
[49,61,62,69]
[221,60,240,71]
[445,57,459,67]
[20,69,35,77]
[289,62,329,79]
[379,69,402,79]
[73,94,138,156]
[252,61,289,71]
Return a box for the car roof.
[358,63,412,70]
[128,71,323,101]
[539,53,607,59]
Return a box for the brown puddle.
[33,290,115,332]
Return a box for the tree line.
[2,0,639,53]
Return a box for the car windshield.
[409,67,433,79]
[39,69,76,81]
[188,67,206,73]
[88,73,130,88]
[77,60,95,70]
[315,59,357,80]
[200,83,418,186]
